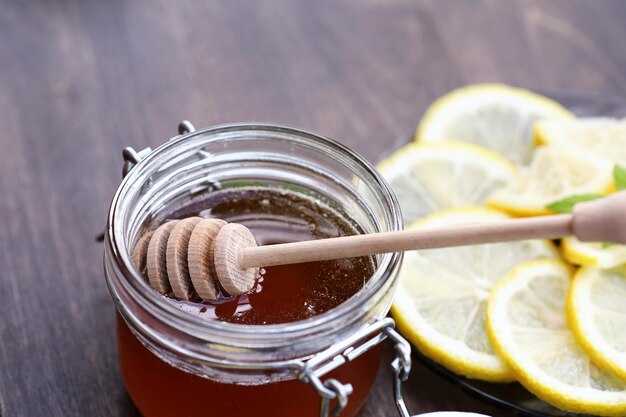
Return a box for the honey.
[119,187,380,416]
[118,315,380,417]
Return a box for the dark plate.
[412,349,589,417]
[383,89,626,417]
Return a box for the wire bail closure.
[122,120,196,178]
[298,317,412,417]
[119,120,413,417]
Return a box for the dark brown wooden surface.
[1,1,626,416]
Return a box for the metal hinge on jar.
[95,121,198,243]
[121,120,196,177]
[298,317,413,417]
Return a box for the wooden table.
[1,1,625,416]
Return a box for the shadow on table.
[118,390,142,417]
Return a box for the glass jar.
[104,123,412,417]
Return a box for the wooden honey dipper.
[132,192,626,302]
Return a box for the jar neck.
[104,124,403,381]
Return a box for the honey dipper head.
[211,223,259,296]
[137,218,258,301]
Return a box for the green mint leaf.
[546,194,604,213]
[614,165,626,190]
[602,242,616,249]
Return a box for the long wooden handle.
[240,191,626,269]
[240,214,573,268]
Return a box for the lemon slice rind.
[562,238,626,269]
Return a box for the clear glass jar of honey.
[104,123,412,417]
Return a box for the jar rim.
[105,123,403,348]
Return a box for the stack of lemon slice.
[380,84,626,416]
[487,260,626,415]
[391,208,558,382]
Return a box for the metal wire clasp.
[121,120,196,178]
[299,317,412,417]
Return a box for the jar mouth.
[106,124,403,349]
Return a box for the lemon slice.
[487,146,613,216]
[533,117,626,262]
[568,266,626,381]
[487,259,626,416]
[377,141,516,225]
[391,207,559,382]
[562,238,626,269]
[535,118,626,168]
[417,84,573,165]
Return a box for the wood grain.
[241,214,576,268]
[188,218,226,300]
[0,1,625,416]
